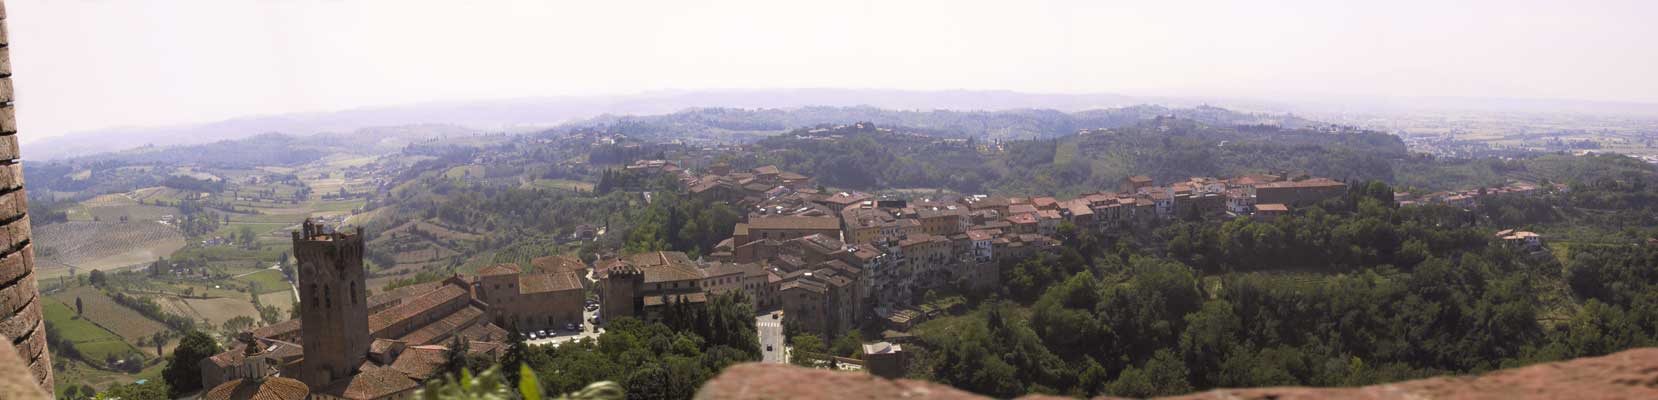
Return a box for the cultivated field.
[70,193,179,222]
[41,298,142,363]
[157,296,260,325]
[34,220,187,279]
[47,287,169,347]
[527,178,596,192]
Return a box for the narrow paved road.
[757,312,786,364]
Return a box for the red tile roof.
[397,305,484,345]
[519,270,584,294]
[479,263,523,277]
[369,285,468,335]
[203,377,309,400]
[320,364,419,400]
[389,346,448,381]
[530,255,587,273]
[252,319,302,339]
[745,216,842,231]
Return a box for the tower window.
[351,282,358,305]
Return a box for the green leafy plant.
[418,365,624,400]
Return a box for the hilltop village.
[30,115,1610,400]
[195,154,1378,397]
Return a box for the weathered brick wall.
[0,0,55,392]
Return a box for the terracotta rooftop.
[819,192,871,206]
[898,233,943,247]
[1258,177,1344,189]
[319,364,419,400]
[459,322,509,343]
[744,216,841,231]
[368,280,447,311]
[397,305,485,345]
[520,270,584,294]
[388,346,448,381]
[203,377,309,400]
[1036,209,1062,220]
[1007,213,1038,225]
[1256,203,1290,212]
[702,262,759,279]
[530,255,587,273]
[252,319,302,339]
[369,285,469,335]
[780,280,828,295]
[206,337,304,369]
[478,263,523,277]
[618,251,707,283]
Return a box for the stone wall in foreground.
[696,347,1658,400]
[0,0,55,392]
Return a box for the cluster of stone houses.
[592,165,1356,338]
[684,162,816,205]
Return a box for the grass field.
[528,179,595,192]
[47,287,169,348]
[446,165,485,179]
[259,291,296,315]
[53,359,164,397]
[236,269,291,294]
[42,299,142,363]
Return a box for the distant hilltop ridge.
[28,88,1658,161]
[23,89,1149,160]
[695,347,1658,400]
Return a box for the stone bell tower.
[293,219,369,389]
[0,0,55,391]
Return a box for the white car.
[528,332,538,339]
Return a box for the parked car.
[566,323,579,331]
[528,332,538,339]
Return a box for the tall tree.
[162,330,222,397]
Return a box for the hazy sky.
[11,0,1658,141]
